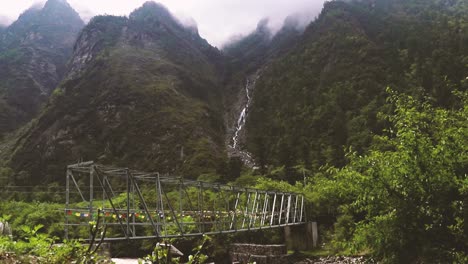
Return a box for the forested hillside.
[246,0,467,173]
[7,2,226,185]
[239,0,467,261]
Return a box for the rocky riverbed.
[295,256,375,263]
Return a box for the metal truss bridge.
[65,162,306,241]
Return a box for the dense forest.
[0,0,467,263]
[246,0,467,173]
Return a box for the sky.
[0,0,326,47]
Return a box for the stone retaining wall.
[230,243,288,264]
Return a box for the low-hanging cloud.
[0,15,9,26]
[0,0,326,47]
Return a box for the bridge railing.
[65,162,306,241]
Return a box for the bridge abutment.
[284,222,318,251]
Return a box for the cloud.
[0,0,327,47]
[170,0,325,47]
[0,15,10,26]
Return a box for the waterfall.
[231,78,253,150]
[227,73,260,168]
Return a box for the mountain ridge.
[7,2,227,184]
[0,0,84,136]
[1,0,466,186]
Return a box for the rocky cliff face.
[8,2,227,184]
[0,0,84,135]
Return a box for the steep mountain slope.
[222,17,305,166]
[8,2,226,184]
[0,0,84,136]
[245,0,468,174]
[4,0,466,185]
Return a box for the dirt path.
[111,258,139,264]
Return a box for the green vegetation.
[0,204,110,263]
[233,89,468,262]
[5,3,226,185]
[139,236,210,264]
[1,0,467,262]
[246,0,468,171]
[237,1,468,261]
[0,224,108,263]
[310,90,468,262]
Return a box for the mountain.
[7,2,226,184]
[244,0,468,176]
[0,0,84,136]
[222,17,305,165]
[2,0,467,185]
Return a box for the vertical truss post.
[89,165,94,222]
[178,178,185,233]
[131,182,136,237]
[279,194,285,225]
[255,193,262,226]
[89,165,95,241]
[253,192,261,227]
[300,196,304,222]
[249,191,258,228]
[213,186,217,232]
[214,184,221,232]
[199,182,205,234]
[196,182,201,233]
[156,174,165,236]
[270,193,277,226]
[261,193,268,226]
[242,191,251,229]
[230,191,240,230]
[102,175,106,227]
[126,169,131,238]
[65,168,70,240]
[179,178,183,216]
[293,195,299,223]
[286,195,292,224]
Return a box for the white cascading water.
[231,78,253,150]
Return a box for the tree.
[319,89,467,263]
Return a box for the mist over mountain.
[0,0,324,48]
[0,15,8,26]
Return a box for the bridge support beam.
[284,222,317,251]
